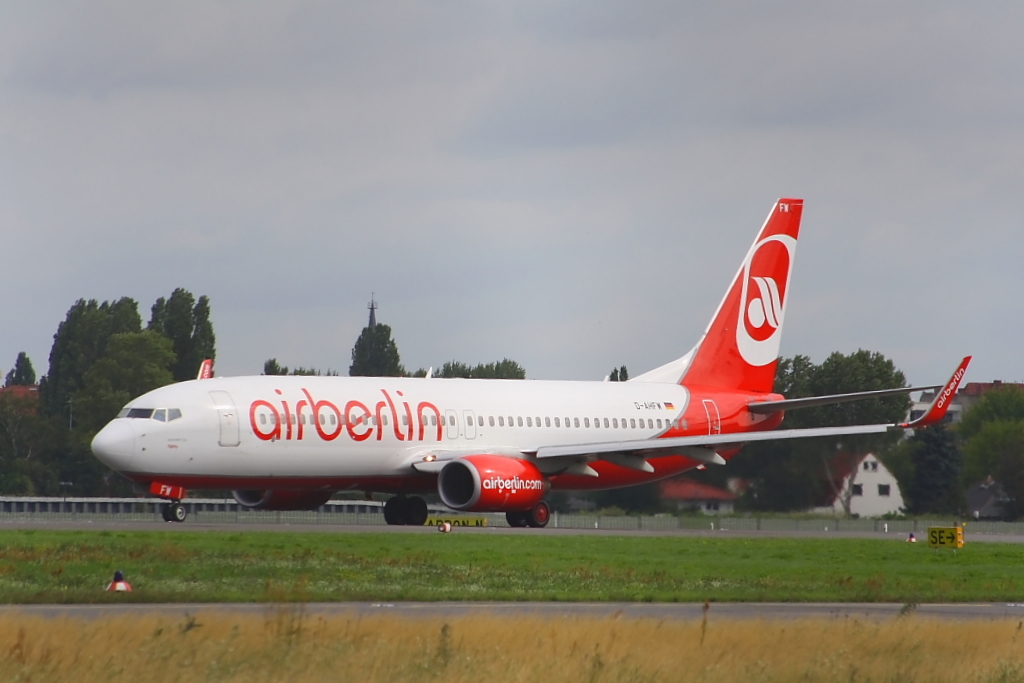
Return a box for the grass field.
[1,529,1023,604]
[3,611,1024,682]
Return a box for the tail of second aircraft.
[633,198,803,393]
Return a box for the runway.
[4,518,1024,543]
[4,601,1024,621]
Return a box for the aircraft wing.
[411,356,971,477]
[746,385,940,414]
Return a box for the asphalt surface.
[4,601,1024,622]
[4,518,1024,543]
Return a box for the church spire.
[367,294,377,328]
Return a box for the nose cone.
[91,420,135,470]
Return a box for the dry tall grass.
[2,608,1024,682]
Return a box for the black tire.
[406,497,428,526]
[526,501,550,528]
[383,496,407,525]
[505,511,528,528]
[171,503,187,523]
[161,504,173,522]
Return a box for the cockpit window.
[126,408,154,419]
[117,407,131,418]
[152,409,167,422]
[168,408,182,421]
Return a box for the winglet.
[898,356,971,429]
[197,359,214,380]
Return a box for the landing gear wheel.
[162,502,187,523]
[171,503,187,522]
[526,501,550,528]
[506,511,528,528]
[406,496,428,526]
[383,496,406,525]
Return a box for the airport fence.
[3,496,1024,536]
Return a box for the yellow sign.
[426,516,488,527]
[927,526,964,549]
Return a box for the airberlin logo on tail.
[736,234,796,367]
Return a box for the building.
[660,478,735,514]
[813,453,905,517]
[965,476,1009,520]
[910,381,1023,425]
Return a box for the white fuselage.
[93,374,699,491]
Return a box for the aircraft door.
[702,399,721,435]
[445,409,458,440]
[464,410,477,439]
[209,391,240,447]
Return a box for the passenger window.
[612,418,618,428]
[168,408,182,421]
[499,416,505,427]
[630,419,636,428]
[565,417,571,427]
[554,417,560,427]
[517,417,523,427]
[330,415,337,425]
[657,419,662,429]
[320,414,326,426]
[478,416,484,427]
[259,414,267,425]
[431,415,437,426]
[527,417,533,427]
[545,417,551,427]
[402,415,408,426]
[573,418,580,428]
[603,418,609,428]
[584,418,590,428]
[489,416,495,427]
[449,415,456,426]
[381,416,387,426]
[508,416,514,426]
[535,416,541,427]
[648,419,653,429]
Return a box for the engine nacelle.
[232,489,333,511]
[438,455,546,512]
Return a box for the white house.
[814,453,905,517]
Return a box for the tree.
[609,366,629,382]
[39,298,142,419]
[148,289,216,382]
[963,421,1024,520]
[893,424,964,515]
[0,389,58,495]
[349,323,404,377]
[731,350,910,513]
[958,386,1024,519]
[5,352,36,387]
[62,331,176,496]
[263,359,338,376]
[436,359,526,379]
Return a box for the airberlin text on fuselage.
[249,388,442,443]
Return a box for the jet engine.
[437,455,547,512]
[232,489,333,511]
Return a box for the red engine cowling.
[232,489,333,511]
[437,455,546,512]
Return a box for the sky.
[2,2,1022,388]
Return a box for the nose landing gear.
[161,502,187,523]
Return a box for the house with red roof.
[659,478,735,515]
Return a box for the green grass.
[0,529,1021,603]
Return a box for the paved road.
[3,519,1024,543]
[4,601,1024,621]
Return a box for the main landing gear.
[161,502,187,523]
[506,501,550,529]
[383,495,429,526]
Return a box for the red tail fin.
[681,199,803,393]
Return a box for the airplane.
[91,199,971,526]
